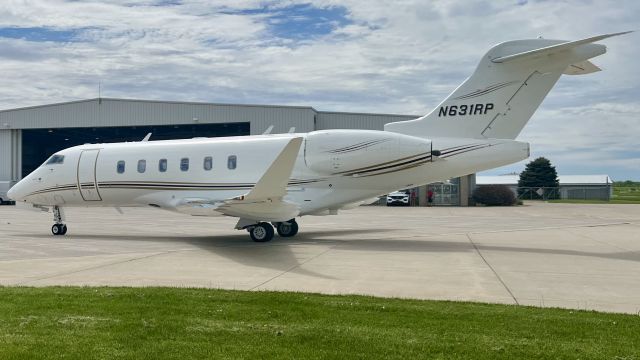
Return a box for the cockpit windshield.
[45,154,65,165]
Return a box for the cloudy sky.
[0,0,638,180]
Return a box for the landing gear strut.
[51,206,67,236]
[274,219,298,237]
[248,222,274,242]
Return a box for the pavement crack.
[249,245,336,291]
[16,251,175,285]
[466,233,519,305]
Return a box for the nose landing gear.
[51,206,68,236]
[52,223,67,235]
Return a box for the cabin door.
[77,149,102,201]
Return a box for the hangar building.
[1,98,473,206]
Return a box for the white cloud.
[0,0,638,178]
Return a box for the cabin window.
[203,156,213,171]
[159,159,167,172]
[117,160,125,174]
[45,155,65,165]
[227,155,237,170]
[137,159,146,173]
[180,158,189,172]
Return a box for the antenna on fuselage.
[141,133,152,142]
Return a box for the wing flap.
[219,199,299,223]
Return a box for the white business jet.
[8,32,627,242]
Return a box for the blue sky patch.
[235,4,352,40]
[0,27,84,42]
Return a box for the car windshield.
[45,154,64,165]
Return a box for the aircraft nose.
[7,183,22,201]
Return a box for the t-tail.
[385,32,631,140]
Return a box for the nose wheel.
[51,206,68,236]
[52,224,67,235]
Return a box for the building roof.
[0,97,418,118]
[477,174,613,186]
[0,97,418,134]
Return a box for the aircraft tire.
[250,222,274,242]
[51,224,67,236]
[276,220,298,237]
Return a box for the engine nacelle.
[304,130,432,175]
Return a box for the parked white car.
[386,191,410,206]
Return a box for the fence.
[517,186,611,201]
[517,187,561,201]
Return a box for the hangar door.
[77,149,102,201]
[22,122,250,177]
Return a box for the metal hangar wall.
[0,98,416,183]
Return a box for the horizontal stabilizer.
[385,31,629,140]
[564,60,601,75]
[491,31,631,63]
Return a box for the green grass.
[548,199,640,204]
[613,183,640,203]
[1,287,639,359]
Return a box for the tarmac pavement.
[0,202,639,314]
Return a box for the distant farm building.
[476,175,613,201]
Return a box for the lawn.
[1,287,639,359]
[549,199,640,204]
[613,182,640,203]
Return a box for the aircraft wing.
[174,137,303,223]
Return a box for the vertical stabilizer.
[385,32,629,139]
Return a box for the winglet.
[243,137,303,201]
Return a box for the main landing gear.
[246,219,299,242]
[51,206,68,236]
[248,222,275,242]
[275,220,299,238]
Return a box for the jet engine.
[304,130,432,175]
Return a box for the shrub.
[473,185,517,206]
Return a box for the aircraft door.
[77,149,102,201]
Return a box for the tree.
[518,157,560,199]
